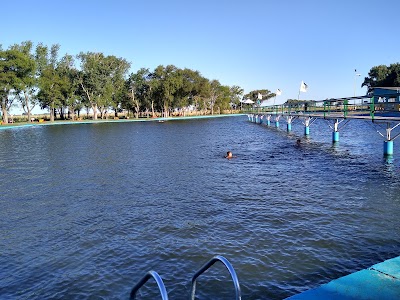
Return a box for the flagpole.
[298,81,301,100]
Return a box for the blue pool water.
[0,116,399,299]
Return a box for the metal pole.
[354,70,361,96]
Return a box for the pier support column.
[383,123,398,156]
[384,140,394,156]
[286,116,294,132]
[275,115,280,128]
[303,117,315,136]
[266,115,271,126]
[332,119,340,143]
[332,131,340,142]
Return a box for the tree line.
[362,63,400,92]
[0,41,277,124]
[3,41,396,124]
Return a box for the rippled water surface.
[1,116,399,299]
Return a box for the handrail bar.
[130,270,169,300]
[190,255,241,300]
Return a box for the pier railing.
[243,93,400,120]
[245,93,400,157]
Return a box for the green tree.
[9,41,37,122]
[208,79,221,115]
[36,43,64,121]
[215,84,231,113]
[78,52,105,120]
[78,52,130,120]
[105,55,130,118]
[57,54,80,120]
[385,63,400,87]
[0,46,35,123]
[362,65,389,92]
[361,64,400,92]
[124,68,151,118]
[193,77,211,113]
[244,89,275,105]
[229,85,244,110]
[151,65,183,117]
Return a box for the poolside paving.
[286,256,400,300]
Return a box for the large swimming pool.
[1,116,399,299]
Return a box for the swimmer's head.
[226,151,233,158]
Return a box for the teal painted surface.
[287,124,292,132]
[384,141,394,156]
[286,256,400,300]
[275,121,280,128]
[332,131,340,142]
[372,256,400,279]
[304,126,310,135]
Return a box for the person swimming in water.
[225,151,233,158]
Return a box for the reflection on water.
[0,117,399,299]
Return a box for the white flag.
[276,89,282,96]
[257,93,262,100]
[300,81,308,93]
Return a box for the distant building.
[372,87,400,111]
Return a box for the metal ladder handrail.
[190,255,241,300]
[130,270,169,300]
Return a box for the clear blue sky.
[3,0,400,107]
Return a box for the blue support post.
[304,126,310,135]
[287,123,292,132]
[384,141,394,156]
[267,120,270,126]
[333,131,340,143]
[275,121,279,128]
[332,119,340,143]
